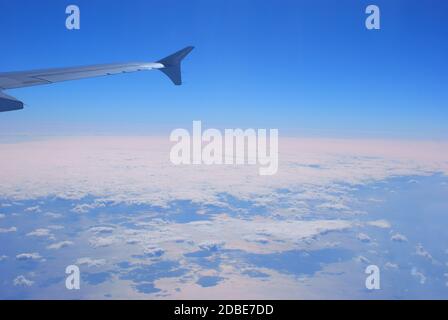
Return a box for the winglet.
[157,46,194,85]
[0,91,24,113]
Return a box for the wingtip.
[158,46,194,86]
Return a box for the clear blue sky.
[0,0,447,138]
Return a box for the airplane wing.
[0,91,24,113]
[0,62,166,90]
[0,46,194,112]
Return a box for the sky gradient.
[0,0,447,138]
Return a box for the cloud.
[316,202,350,211]
[0,137,446,209]
[26,228,53,239]
[415,244,434,262]
[391,233,408,242]
[354,256,370,264]
[0,137,447,299]
[0,227,17,233]
[0,214,5,219]
[24,205,41,213]
[126,238,140,245]
[16,252,44,261]
[243,235,269,244]
[89,226,115,234]
[71,202,105,214]
[13,275,34,287]
[411,267,426,284]
[89,237,115,248]
[144,247,165,258]
[44,212,62,218]
[0,255,7,262]
[47,241,74,250]
[384,262,399,270]
[198,241,225,252]
[367,220,391,229]
[108,215,355,256]
[357,233,371,243]
[75,257,107,267]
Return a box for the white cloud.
[126,238,140,245]
[71,202,105,214]
[75,257,107,267]
[144,247,165,258]
[109,215,354,256]
[13,275,34,287]
[26,228,53,238]
[391,233,408,242]
[0,255,7,262]
[384,262,399,270]
[89,237,115,248]
[24,205,41,213]
[415,244,434,262]
[16,252,44,261]
[0,227,17,233]
[0,137,447,298]
[198,241,225,252]
[354,256,370,264]
[46,241,73,250]
[0,213,5,219]
[44,212,62,218]
[89,226,115,234]
[411,267,426,284]
[243,235,269,244]
[357,233,371,243]
[0,137,446,210]
[316,202,350,211]
[367,220,391,229]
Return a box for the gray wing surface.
[0,62,162,90]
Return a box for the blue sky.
[0,0,447,138]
